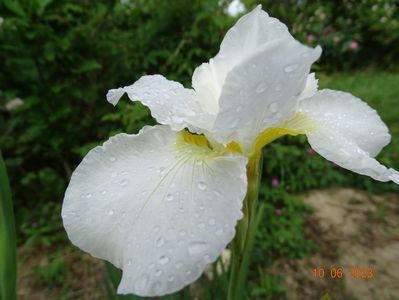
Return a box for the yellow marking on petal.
[226,141,243,154]
[251,112,316,155]
[177,130,242,161]
[179,129,211,149]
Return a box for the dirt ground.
[17,188,399,299]
[270,188,399,300]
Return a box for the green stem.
[227,151,263,300]
[0,151,17,300]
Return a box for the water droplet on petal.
[188,242,209,255]
[216,229,223,236]
[156,237,165,247]
[198,181,207,190]
[120,179,128,187]
[166,193,174,201]
[148,263,155,269]
[134,275,149,292]
[175,261,183,269]
[109,156,116,162]
[269,102,278,113]
[127,259,132,266]
[159,255,169,265]
[256,82,267,93]
[108,210,114,216]
[275,84,282,92]
[284,64,298,73]
[168,275,175,282]
[155,269,162,277]
[208,219,216,226]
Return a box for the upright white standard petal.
[192,5,296,112]
[193,5,321,151]
[286,90,399,183]
[62,125,247,297]
[107,75,212,133]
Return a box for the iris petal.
[62,125,247,296]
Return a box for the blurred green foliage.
[245,0,399,70]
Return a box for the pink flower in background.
[271,178,280,186]
[307,34,316,43]
[350,40,359,50]
[307,147,316,155]
[275,208,283,216]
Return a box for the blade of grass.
[0,151,17,300]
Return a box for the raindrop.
[168,276,175,282]
[179,230,186,236]
[101,190,107,195]
[120,179,128,187]
[256,82,267,93]
[166,193,174,202]
[156,237,165,247]
[108,210,114,216]
[208,219,216,226]
[188,242,209,255]
[198,181,207,190]
[158,167,166,176]
[155,269,162,277]
[284,64,298,73]
[152,282,162,293]
[148,263,155,269]
[269,102,278,113]
[127,260,132,266]
[175,261,183,269]
[111,172,117,178]
[109,156,116,162]
[159,255,170,265]
[134,275,149,292]
[274,84,282,92]
[85,193,92,199]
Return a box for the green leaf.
[75,60,102,73]
[2,0,25,17]
[0,151,17,300]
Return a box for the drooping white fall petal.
[62,125,247,296]
[284,89,399,183]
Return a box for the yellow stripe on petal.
[251,113,316,155]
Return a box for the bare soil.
[269,188,399,300]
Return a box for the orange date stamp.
[312,266,374,279]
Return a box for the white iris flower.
[62,5,399,297]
